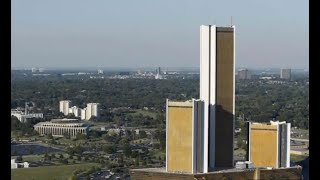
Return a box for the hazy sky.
[12,0,308,69]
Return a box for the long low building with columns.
[34,118,89,137]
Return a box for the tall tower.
[280,68,291,79]
[200,25,235,171]
[166,25,235,174]
[59,100,72,116]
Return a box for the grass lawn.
[131,138,151,144]
[291,154,308,162]
[11,155,44,162]
[150,149,165,159]
[11,163,100,180]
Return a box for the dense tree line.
[11,75,309,129]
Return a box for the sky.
[11,0,309,69]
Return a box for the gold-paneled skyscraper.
[166,25,235,173]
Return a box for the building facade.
[59,100,72,115]
[280,68,291,79]
[81,108,86,120]
[247,121,291,168]
[11,109,43,123]
[34,118,89,137]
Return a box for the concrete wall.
[167,105,193,173]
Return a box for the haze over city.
[11,0,308,69]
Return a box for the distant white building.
[69,106,80,117]
[11,159,30,169]
[260,76,274,80]
[85,103,100,120]
[155,67,163,79]
[34,118,89,137]
[11,109,43,123]
[31,68,38,73]
[98,69,104,74]
[59,101,99,120]
[59,100,72,115]
[81,108,87,120]
[280,68,291,80]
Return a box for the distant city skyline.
[12,0,308,69]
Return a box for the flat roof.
[168,100,193,107]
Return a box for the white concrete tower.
[59,100,72,116]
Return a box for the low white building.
[11,109,43,123]
[11,159,30,169]
[34,118,89,137]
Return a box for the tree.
[76,133,87,140]
[139,130,147,138]
[47,133,53,139]
[16,156,23,162]
[63,132,71,139]
[135,156,140,166]
[142,159,147,166]
[68,175,77,180]
[44,153,49,160]
[113,116,121,126]
[119,137,130,145]
[123,143,132,158]
[58,158,68,164]
[103,145,116,154]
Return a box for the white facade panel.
[200,25,210,173]
[208,25,217,170]
[286,123,291,167]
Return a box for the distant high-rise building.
[85,103,99,120]
[238,69,251,80]
[59,100,72,116]
[81,108,86,120]
[97,69,104,74]
[70,106,80,117]
[247,121,291,168]
[31,68,38,73]
[155,67,163,79]
[280,68,291,79]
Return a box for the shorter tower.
[247,121,291,168]
[238,69,251,80]
[59,100,72,116]
[280,68,291,80]
[166,99,205,173]
[81,108,86,120]
[85,103,100,120]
